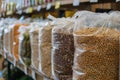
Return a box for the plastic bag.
[73,12,120,80]
[52,18,74,80]
[18,26,31,67]
[0,23,5,55]
[11,23,28,62]
[29,22,42,69]
[3,23,10,58]
[38,22,53,78]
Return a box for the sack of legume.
[51,18,75,80]
[18,26,31,67]
[73,12,120,80]
[29,22,42,70]
[38,22,53,78]
[0,21,6,56]
[3,23,11,58]
[13,24,28,62]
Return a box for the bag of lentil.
[29,22,42,70]
[0,22,6,56]
[11,23,28,63]
[73,13,120,80]
[3,23,11,58]
[38,22,53,78]
[18,26,31,67]
[52,18,75,80]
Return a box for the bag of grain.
[52,18,74,80]
[18,26,31,67]
[29,22,42,70]
[38,22,53,78]
[73,12,120,80]
[0,22,5,56]
[3,23,11,58]
[10,23,28,62]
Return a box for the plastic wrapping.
[3,23,10,58]
[52,18,74,80]
[73,13,120,80]
[0,25,5,55]
[38,22,53,78]
[12,23,28,62]
[29,22,42,70]
[18,26,31,67]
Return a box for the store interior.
[0,0,120,80]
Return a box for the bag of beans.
[0,22,6,56]
[10,23,28,63]
[73,12,120,80]
[38,22,53,78]
[29,22,41,70]
[18,26,31,67]
[3,23,11,58]
[0,27,4,55]
[52,18,74,80]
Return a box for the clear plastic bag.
[12,23,28,62]
[38,22,53,78]
[18,26,31,67]
[0,25,5,55]
[29,22,42,69]
[52,18,74,80]
[73,12,120,80]
[3,23,10,58]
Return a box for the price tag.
[90,0,98,3]
[16,10,23,15]
[46,3,52,10]
[73,0,79,6]
[37,6,42,11]
[116,0,120,2]
[55,1,60,9]
[6,11,13,15]
[28,7,33,13]
[26,7,33,13]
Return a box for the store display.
[39,23,53,78]
[0,8,120,80]
[52,18,74,80]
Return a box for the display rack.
[0,0,119,80]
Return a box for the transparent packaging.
[19,26,31,67]
[52,18,74,80]
[3,24,10,57]
[38,23,53,78]
[11,23,28,62]
[0,25,5,55]
[29,22,41,70]
[73,12,120,80]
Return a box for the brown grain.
[73,27,120,80]
[52,30,74,80]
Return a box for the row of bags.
[0,11,120,80]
